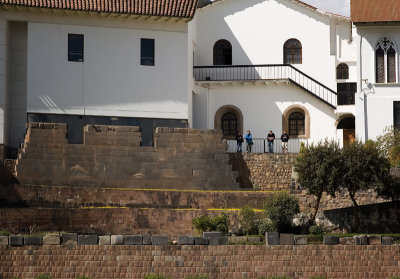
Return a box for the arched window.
[221,112,237,137]
[284,39,302,64]
[213,39,232,65]
[289,112,305,135]
[376,37,397,83]
[336,63,349,79]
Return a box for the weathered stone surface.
[78,235,98,245]
[9,236,23,246]
[368,235,381,245]
[339,237,354,245]
[203,232,222,238]
[124,235,142,245]
[99,235,111,245]
[24,236,43,245]
[280,234,294,245]
[43,234,60,245]
[177,236,194,245]
[194,237,209,245]
[143,235,152,245]
[229,236,248,243]
[382,237,394,245]
[0,236,8,245]
[323,236,339,245]
[208,237,228,245]
[111,235,123,245]
[294,235,307,245]
[151,235,168,245]
[247,236,261,243]
[62,233,77,245]
[354,235,368,245]
[265,232,279,246]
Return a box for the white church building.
[0,0,397,158]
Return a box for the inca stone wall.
[14,123,238,190]
[1,245,400,279]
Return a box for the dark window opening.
[68,34,84,62]
[337,117,355,129]
[284,39,302,64]
[336,63,349,79]
[394,102,400,130]
[376,46,385,83]
[221,112,237,137]
[141,38,155,66]
[289,112,305,135]
[388,46,396,83]
[337,82,356,105]
[213,39,232,65]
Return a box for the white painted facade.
[355,25,400,141]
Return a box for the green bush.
[192,212,229,235]
[309,225,324,235]
[144,274,171,279]
[34,275,52,279]
[257,218,276,236]
[0,229,10,236]
[185,275,209,279]
[310,276,327,279]
[264,192,300,232]
[239,206,257,235]
[389,277,400,279]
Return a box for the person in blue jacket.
[245,130,253,153]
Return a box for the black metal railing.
[227,138,308,154]
[193,64,337,108]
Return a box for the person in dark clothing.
[267,130,275,153]
[280,130,289,153]
[236,132,244,153]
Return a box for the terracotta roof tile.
[351,0,400,23]
[0,0,198,18]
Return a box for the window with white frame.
[376,37,397,83]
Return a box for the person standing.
[267,130,275,153]
[236,132,244,153]
[280,130,289,153]
[245,130,253,153]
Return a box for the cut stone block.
[194,237,209,245]
[208,237,228,245]
[265,232,279,246]
[382,237,394,245]
[62,233,77,244]
[203,232,222,238]
[43,235,60,245]
[111,235,123,245]
[177,235,194,245]
[280,234,294,245]
[99,235,110,245]
[151,235,168,245]
[124,235,142,245]
[24,236,43,245]
[0,236,8,245]
[143,235,152,245]
[78,235,98,245]
[247,236,261,243]
[323,236,339,245]
[294,235,307,245]
[368,235,382,245]
[9,236,23,246]
[339,237,354,245]
[354,235,368,245]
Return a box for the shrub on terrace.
[192,212,229,235]
[238,206,257,235]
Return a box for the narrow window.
[376,47,385,83]
[394,102,400,130]
[68,34,84,62]
[221,112,237,137]
[141,38,155,66]
[284,39,302,64]
[388,46,396,83]
[213,39,232,65]
[289,112,305,135]
[336,63,349,79]
[376,37,397,83]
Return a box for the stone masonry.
[14,123,239,190]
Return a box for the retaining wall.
[1,245,400,279]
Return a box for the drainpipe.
[359,32,368,141]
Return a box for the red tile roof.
[351,0,400,23]
[0,0,199,18]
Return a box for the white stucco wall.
[194,0,352,90]
[355,26,400,141]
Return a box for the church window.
[336,63,349,79]
[284,39,302,64]
[213,39,232,65]
[376,37,397,83]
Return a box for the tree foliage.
[191,212,229,235]
[376,126,400,167]
[238,206,257,235]
[294,140,341,223]
[264,192,300,232]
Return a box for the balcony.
[194,64,337,108]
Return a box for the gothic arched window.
[376,37,397,83]
[213,39,232,65]
[284,39,302,64]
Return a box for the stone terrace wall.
[14,123,238,190]
[229,153,297,191]
[1,245,400,279]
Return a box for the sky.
[301,0,350,16]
